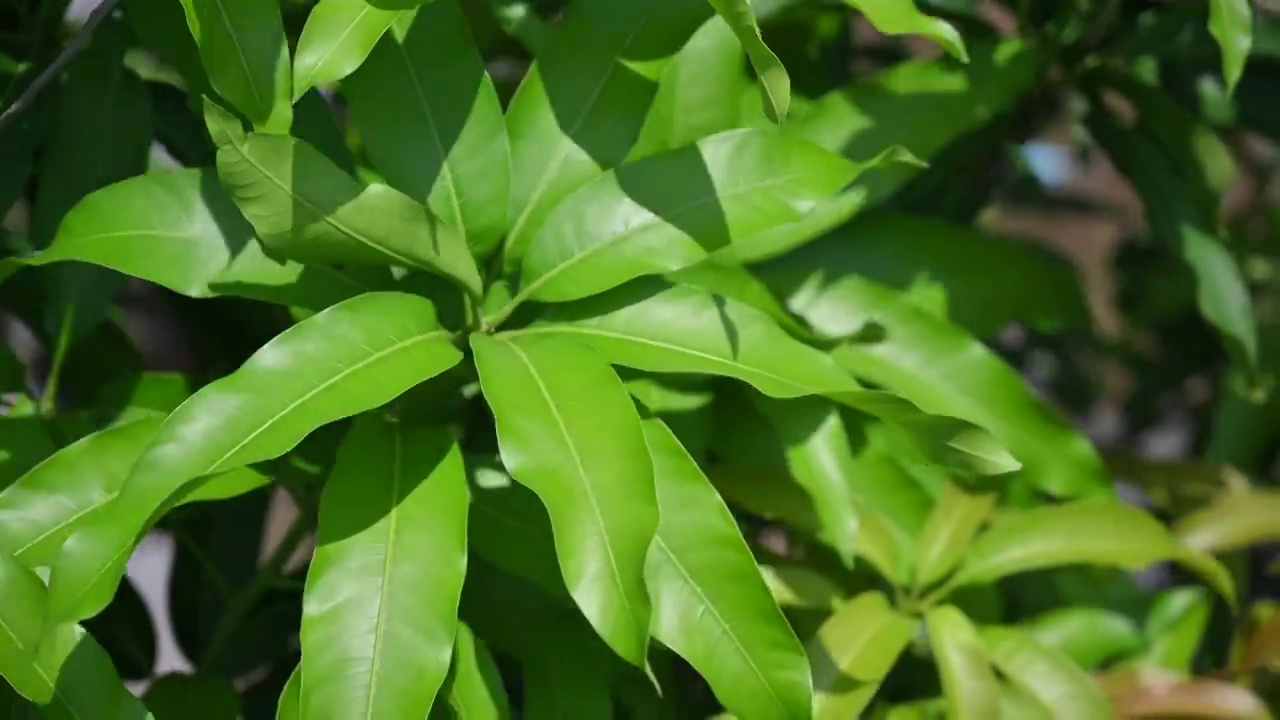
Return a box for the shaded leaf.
[841,0,967,61]
[1022,607,1144,670]
[914,482,995,590]
[926,605,999,720]
[0,556,47,700]
[14,623,152,718]
[1127,587,1211,673]
[144,674,241,719]
[444,623,510,720]
[83,580,155,681]
[982,627,1111,719]
[183,0,292,129]
[809,591,917,720]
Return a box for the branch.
[0,0,124,136]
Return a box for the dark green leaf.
[926,606,999,720]
[1022,608,1144,670]
[292,90,354,173]
[82,581,155,682]
[144,674,241,719]
[809,591,916,719]
[466,460,564,597]
[183,0,292,129]
[1127,587,1211,673]
[0,419,56,492]
[914,483,995,590]
[13,623,152,718]
[444,623,510,720]
[981,627,1111,719]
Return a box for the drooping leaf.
[48,292,463,623]
[207,103,483,296]
[301,416,468,719]
[444,623,510,720]
[704,0,790,122]
[502,0,711,267]
[0,555,47,699]
[981,627,1112,719]
[1208,0,1252,93]
[1022,608,1144,670]
[1176,489,1280,555]
[913,483,996,590]
[471,333,656,665]
[293,0,414,100]
[641,419,811,720]
[144,674,242,719]
[926,605,1000,720]
[345,1,509,258]
[949,501,1235,604]
[12,623,153,718]
[841,0,967,61]
[809,591,917,720]
[183,0,292,130]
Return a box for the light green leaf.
[292,0,414,100]
[841,0,967,61]
[950,501,1236,605]
[14,623,153,718]
[1176,489,1280,555]
[144,674,242,719]
[761,565,847,610]
[445,623,510,720]
[47,292,463,623]
[301,416,468,719]
[471,333,656,665]
[1209,0,1252,93]
[183,0,292,130]
[346,1,510,258]
[209,104,482,297]
[0,555,47,700]
[277,665,301,720]
[641,419,811,720]
[1022,608,1144,670]
[809,591,916,719]
[705,0,790,122]
[981,627,1112,719]
[509,129,860,305]
[502,0,710,267]
[914,482,996,590]
[1128,587,1212,673]
[631,17,748,159]
[926,606,1000,720]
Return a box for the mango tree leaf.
[1127,587,1211,673]
[144,674,241,719]
[0,555,47,700]
[444,623,510,720]
[502,0,710,267]
[183,0,292,130]
[207,103,482,297]
[466,460,565,597]
[981,627,1112,719]
[705,0,789,122]
[913,483,996,590]
[949,501,1235,604]
[641,419,811,720]
[1209,0,1252,93]
[83,580,155,682]
[346,1,510,258]
[841,0,967,61]
[47,292,463,623]
[293,90,354,173]
[301,416,468,719]
[1176,489,1280,555]
[471,333,656,665]
[809,591,917,720]
[0,419,56,492]
[1022,608,1144,670]
[292,0,415,100]
[277,665,301,720]
[13,623,152,718]
[926,606,999,720]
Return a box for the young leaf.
[981,627,1112,719]
[1208,0,1252,93]
[641,419,812,720]
[949,501,1235,604]
[913,483,996,590]
[277,665,301,720]
[704,0,790,122]
[1176,489,1280,555]
[444,623,510,720]
[301,416,468,719]
[502,0,711,265]
[471,333,657,665]
[183,0,292,130]
[346,1,510,258]
[1022,608,1144,670]
[510,129,860,305]
[292,0,410,100]
[48,292,463,623]
[0,555,47,699]
[209,105,483,297]
[926,606,1000,720]
[809,591,917,720]
[841,0,967,62]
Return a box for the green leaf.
[144,674,242,719]
[277,665,301,720]
[444,623,510,720]
[809,591,916,720]
[913,483,996,590]
[466,460,565,597]
[799,273,1105,496]
[0,555,47,700]
[508,129,860,305]
[183,0,292,130]
[641,419,811,720]
[0,419,56,492]
[1209,0,1252,93]
[981,627,1112,719]
[631,17,747,159]
[471,333,656,665]
[208,104,482,297]
[0,418,161,567]
[841,0,967,61]
[1176,489,1280,555]
[926,606,1000,720]
[1128,587,1212,673]
[83,580,155,682]
[949,501,1236,605]
[13,623,153,718]
[1022,608,1144,670]
[47,292,463,623]
[704,0,790,122]
[502,0,711,267]
[293,90,355,173]
[292,0,412,100]
[301,416,468,719]
[346,1,510,258]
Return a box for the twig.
[0,0,124,136]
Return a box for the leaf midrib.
[208,0,264,108]
[363,421,402,719]
[297,4,381,93]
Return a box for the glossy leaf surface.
[809,591,917,720]
[445,623,510,720]
[926,605,1000,720]
[913,483,995,589]
[704,0,789,121]
[0,555,46,698]
[11,623,152,718]
[981,627,1112,719]
[292,0,412,99]
[184,0,292,130]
